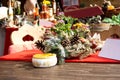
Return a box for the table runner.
[0,50,120,63]
[65,51,120,63]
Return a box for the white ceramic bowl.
[32,53,57,67]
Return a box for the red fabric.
[64,6,104,18]
[4,27,18,55]
[0,50,43,62]
[0,50,120,63]
[65,51,120,63]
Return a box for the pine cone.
[70,34,80,45]
[35,40,45,51]
[61,39,70,47]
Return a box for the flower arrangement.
[42,0,51,7]
[43,0,50,5]
[35,15,98,64]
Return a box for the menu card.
[99,38,120,61]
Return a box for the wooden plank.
[0,61,120,80]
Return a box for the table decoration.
[102,13,120,26]
[90,22,111,31]
[35,15,100,65]
[32,53,57,67]
[78,15,111,32]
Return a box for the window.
[63,0,79,7]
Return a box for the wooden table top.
[0,61,120,80]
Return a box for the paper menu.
[98,38,120,61]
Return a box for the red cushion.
[0,50,43,62]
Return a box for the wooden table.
[0,61,120,80]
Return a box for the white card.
[98,38,120,61]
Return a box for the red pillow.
[0,50,43,62]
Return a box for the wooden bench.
[64,6,104,18]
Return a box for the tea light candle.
[32,53,57,67]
